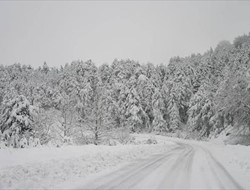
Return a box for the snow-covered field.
[0,139,173,189]
[0,134,250,189]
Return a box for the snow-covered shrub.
[112,128,131,144]
[128,136,136,144]
[102,138,120,146]
[0,132,6,149]
[0,138,8,149]
[0,141,6,149]
[146,136,158,144]
[28,137,41,147]
[19,137,28,148]
[6,132,19,148]
[46,139,63,147]
[109,139,120,146]
[33,138,41,147]
[28,136,34,147]
[73,130,95,145]
[63,136,73,145]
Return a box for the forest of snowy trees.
[0,33,250,148]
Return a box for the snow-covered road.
[77,141,243,189]
[1,136,249,189]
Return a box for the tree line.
[0,33,250,147]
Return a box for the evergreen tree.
[152,88,166,132]
[0,95,37,147]
[188,83,215,138]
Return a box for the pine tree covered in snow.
[0,95,37,147]
[124,78,141,130]
[162,67,192,131]
[136,73,154,128]
[188,83,215,138]
[152,88,166,132]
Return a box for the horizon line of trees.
[1,33,250,147]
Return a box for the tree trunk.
[94,118,98,145]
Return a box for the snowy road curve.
[79,141,243,189]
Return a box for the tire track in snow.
[78,141,244,190]
[158,143,195,189]
[203,146,243,189]
[93,146,181,189]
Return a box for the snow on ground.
[154,134,250,189]
[203,143,250,189]
[0,142,173,189]
[1,134,250,189]
[134,134,250,189]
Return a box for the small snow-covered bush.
[46,139,63,147]
[19,137,28,148]
[102,138,120,146]
[74,132,95,145]
[27,137,41,147]
[0,140,7,149]
[28,136,34,147]
[0,132,7,149]
[33,138,41,147]
[146,136,158,144]
[63,136,73,145]
[112,128,132,144]
[109,139,120,146]
[6,133,19,148]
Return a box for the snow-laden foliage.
[0,95,37,147]
[188,84,215,138]
[1,33,250,146]
[152,89,166,132]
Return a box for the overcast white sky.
[0,1,250,68]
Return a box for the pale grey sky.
[0,1,250,68]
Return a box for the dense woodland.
[1,33,250,147]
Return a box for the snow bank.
[0,144,172,189]
[210,125,250,146]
